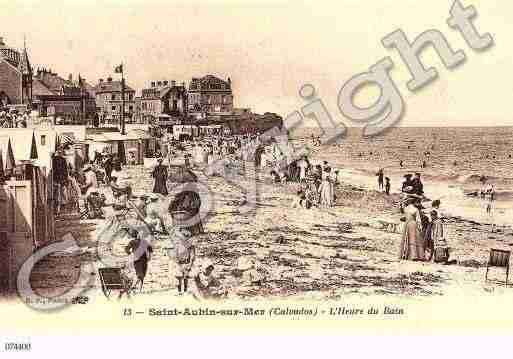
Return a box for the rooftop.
[189,74,232,92]
[94,78,135,93]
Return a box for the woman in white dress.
[297,157,309,182]
[318,167,334,207]
[260,150,268,169]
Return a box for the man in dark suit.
[52,146,69,215]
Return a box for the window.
[111,94,115,101]
[112,106,116,111]
[129,105,133,111]
[41,135,46,146]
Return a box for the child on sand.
[430,209,451,264]
[193,259,222,299]
[169,227,196,295]
[292,190,311,209]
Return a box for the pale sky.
[0,0,511,126]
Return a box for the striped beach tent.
[59,132,75,146]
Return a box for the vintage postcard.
[0,0,512,353]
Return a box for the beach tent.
[87,130,152,165]
[53,125,87,142]
[30,132,38,160]
[5,138,15,175]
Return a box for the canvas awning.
[126,129,151,140]
[88,131,151,142]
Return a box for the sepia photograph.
[0,0,511,355]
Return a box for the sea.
[290,127,513,226]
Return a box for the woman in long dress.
[399,204,425,261]
[123,229,153,294]
[152,158,168,195]
[67,172,82,213]
[297,157,309,182]
[318,167,334,207]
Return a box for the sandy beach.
[26,135,513,302]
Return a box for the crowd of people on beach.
[49,128,506,299]
[51,146,126,217]
[0,109,30,128]
[158,132,343,210]
[110,130,360,298]
[72,131,290,299]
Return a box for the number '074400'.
[4,343,31,351]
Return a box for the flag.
[114,64,123,74]
[30,131,38,159]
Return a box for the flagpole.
[121,63,126,135]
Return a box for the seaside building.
[187,75,233,120]
[0,36,33,109]
[32,69,96,124]
[136,80,187,124]
[93,76,136,125]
